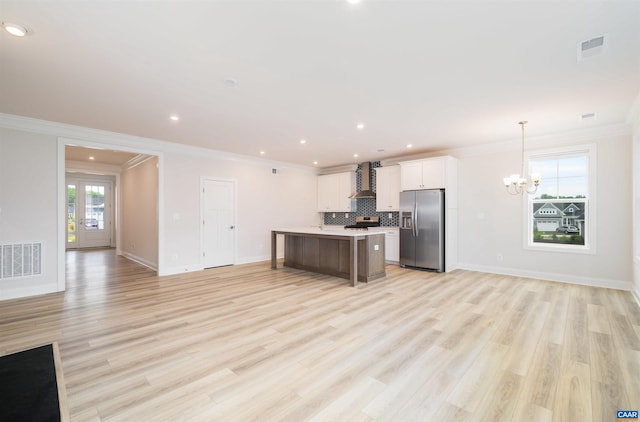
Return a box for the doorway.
[201,178,236,268]
[57,137,163,291]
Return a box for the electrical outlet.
[374,244,379,251]
[332,213,336,218]
[388,213,392,219]
[345,213,349,218]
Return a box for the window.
[526,144,596,253]
[67,184,76,243]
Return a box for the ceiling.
[65,145,141,166]
[1,1,639,168]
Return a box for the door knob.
[230,225,235,229]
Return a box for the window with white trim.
[527,144,596,253]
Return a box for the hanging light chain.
[503,120,541,195]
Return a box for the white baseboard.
[456,262,632,291]
[0,284,61,301]
[633,288,640,308]
[159,255,272,276]
[158,264,204,276]
[235,254,273,265]
[121,251,158,272]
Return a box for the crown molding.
[0,113,316,173]
[1,112,632,169]
[382,122,632,162]
[124,154,156,171]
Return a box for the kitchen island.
[271,228,386,286]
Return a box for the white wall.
[1,112,636,299]
[457,129,633,290]
[0,113,320,299]
[0,127,60,300]
[161,152,319,274]
[631,95,640,304]
[121,156,159,269]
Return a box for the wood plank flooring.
[1,249,639,421]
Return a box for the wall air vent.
[0,242,42,279]
[578,35,606,60]
[581,112,597,121]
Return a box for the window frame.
[523,143,597,255]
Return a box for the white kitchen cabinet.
[399,161,425,191]
[317,172,356,212]
[375,165,400,211]
[399,157,449,191]
[317,175,335,211]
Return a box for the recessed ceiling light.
[346,0,362,4]
[313,161,318,165]
[407,144,413,148]
[353,153,359,158]
[356,123,365,130]
[260,151,265,155]
[300,139,307,144]
[88,156,95,160]
[169,115,179,121]
[3,22,30,37]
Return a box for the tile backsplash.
[322,161,400,227]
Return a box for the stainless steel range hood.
[350,162,376,199]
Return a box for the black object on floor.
[0,344,61,422]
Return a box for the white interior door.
[202,179,235,268]
[67,179,113,249]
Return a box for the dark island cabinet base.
[284,233,385,283]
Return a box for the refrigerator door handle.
[413,203,418,237]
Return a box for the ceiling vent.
[578,35,606,60]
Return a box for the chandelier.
[503,120,541,195]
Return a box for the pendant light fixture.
[503,121,541,195]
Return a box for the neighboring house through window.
[526,144,596,253]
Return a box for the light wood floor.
[1,249,639,421]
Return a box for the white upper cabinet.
[375,165,400,211]
[399,156,455,191]
[317,172,356,212]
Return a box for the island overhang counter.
[271,228,386,286]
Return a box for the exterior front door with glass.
[67,180,113,249]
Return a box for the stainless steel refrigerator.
[399,189,445,271]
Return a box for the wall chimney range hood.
[350,162,376,199]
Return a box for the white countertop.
[273,226,398,237]
[322,225,399,233]
[272,226,384,237]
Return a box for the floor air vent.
[1,242,42,279]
